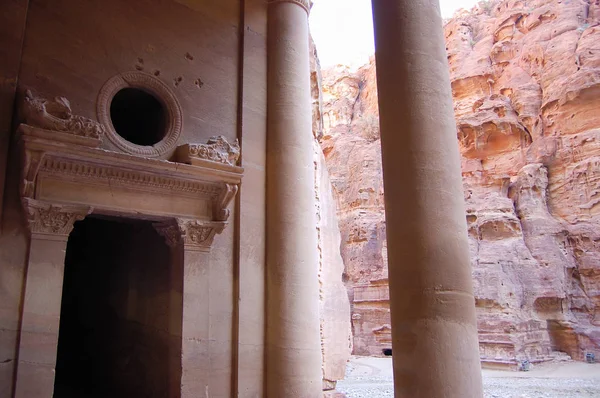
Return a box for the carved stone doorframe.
[13,91,243,398]
[14,199,92,398]
[153,218,227,398]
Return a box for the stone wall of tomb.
[0,0,268,396]
[0,1,353,396]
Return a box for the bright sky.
[310,0,481,68]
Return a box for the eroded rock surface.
[311,37,353,393]
[319,0,600,366]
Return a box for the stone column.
[14,199,91,398]
[266,0,322,397]
[153,221,185,398]
[174,219,225,398]
[371,0,484,397]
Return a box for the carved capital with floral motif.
[22,198,92,239]
[176,219,226,251]
[153,220,183,248]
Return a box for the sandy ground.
[337,356,600,398]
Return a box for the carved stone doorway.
[13,91,243,398]
[53,216,182,398]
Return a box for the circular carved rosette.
[97,71,183,158]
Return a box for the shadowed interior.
[110,88,167,146]
[53,216,182,398]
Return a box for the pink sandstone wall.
[319,0,600,367]
[0,1,268,396]
[0,1,352,395]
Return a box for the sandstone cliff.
[311,38,353,393]
[319,0,600,367]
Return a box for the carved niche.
[17,91,243,242]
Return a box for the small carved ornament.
[21,90,105,139]
[186,224,213,244]
[155,219,226,250]
[178,136,240,167]
[178,219,225,249]
[214,183,238,221]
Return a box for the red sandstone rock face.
[319,0,600,365]
[320,62,389,356]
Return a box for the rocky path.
[337,357,600,398]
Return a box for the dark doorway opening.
[110,87,167,146]
[53,216,182,398]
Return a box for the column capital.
[267,0,311,14]
[153,220,183,248]
[22,198,92,239]
[155,219,227,251]
[178,219,226,251]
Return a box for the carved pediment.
[17,93,243,243]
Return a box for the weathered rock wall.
[320,62,389,356]
[319,0,600,366]
[311,38,352,393]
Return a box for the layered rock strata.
[319,0,600,367]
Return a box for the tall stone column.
[371,0,484,397]
[266,1,322,397]
[168,219,225,398]
[14,199,92,398]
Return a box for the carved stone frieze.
[176,136,241,167]
[267,0,312,13]
[177,219,226,250]
[22,198,92,237]
[20,90,105,140]
[38,156,221,197]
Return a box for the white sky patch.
[310,0,481,68]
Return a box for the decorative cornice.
[176,136,241,167]
[20,90,105,140]
[17,119,241,246]
[177,219,226,250]
[38,156,221,198]
[267,0,311,14]
[22,198,92,237]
